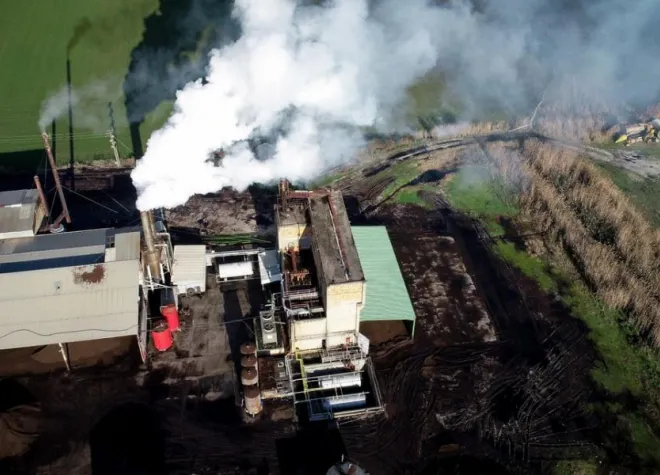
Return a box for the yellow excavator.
[614,118,660,145]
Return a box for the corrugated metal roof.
[115,231,141,261]
[172,245,207,293]
[0,227,141,274]
[0,189,37,207]
[0,189,38,239]
[258,249,282,286]
[351,226,416,323]
[0,228,107,257]
[0,259,140,350]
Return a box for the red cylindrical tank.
[152,321,173,352]
[160,304,180,332]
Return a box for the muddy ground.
[165,186,276,239]
[337,201,597,475]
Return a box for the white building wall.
[325,301,359,348]
[291,317,327,351]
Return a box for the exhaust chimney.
[41,132,72,228]
[141,211,162,282]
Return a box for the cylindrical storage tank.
[241,367,259,386]
[240,342,257,356]
[323,393,366,412]
[241,354,258,368]
[244,385,263,416]
[151,320,173,352]
[160,304,180,332]
[319,373,362,390]
[218,261,254,280]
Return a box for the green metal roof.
[351,226,416,325]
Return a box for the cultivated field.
[0,0,229,171]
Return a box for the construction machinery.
[614,118,660,145]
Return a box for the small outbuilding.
[171,244,207,295]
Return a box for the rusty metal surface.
[72,264,106,285]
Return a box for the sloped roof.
[351,226,416,325]
[172,244,207,291]
[0,259,140,350]
[0,227,140,274]
[0,189,38,239]
[310,192,364,285]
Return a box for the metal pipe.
[33,175,50,218]
[140,211,161,281]
[147,209,158,238]
[58,343,71,371]
[41,132,71,224]
[141,211,155,253]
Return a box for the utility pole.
[41,132,72,230]
[107,130,121,167]
[107,102,121,167]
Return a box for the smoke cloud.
[132,0,660,211]
[38,86,80,133]
[38,81,122,133]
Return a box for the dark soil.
[337,198,597,475]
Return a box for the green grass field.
[0,1,160,169]
[0,2,453,173]
[0,1,232,171]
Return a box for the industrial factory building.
[0,170,413,426]
[243,181,417,422]
[0,226,147,369]
[0,186,176,372]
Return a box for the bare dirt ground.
[335,183,596,474]
[0,337,135,378]
[165,187,276,238]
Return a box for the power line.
[60,185,120,214]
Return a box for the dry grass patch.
[518,141,660,345]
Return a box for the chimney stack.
[41,132,72,228]
[140,211,162,281]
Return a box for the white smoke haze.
[38,80,122,133]
[39,86,80,132]
[132,0,443,210]
[132,0,660,211]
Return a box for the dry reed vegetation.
[516,140,660,344]
[453,120,524,137]
[536,114,609,143]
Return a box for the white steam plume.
[132,0,440,210]
[38,80,122,133]
[39,86,80,132]
[133,0,660,211]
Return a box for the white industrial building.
[276,186,365,351]
[0,226,147,368]
[171,244,207,295]
[252,181,386,421]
